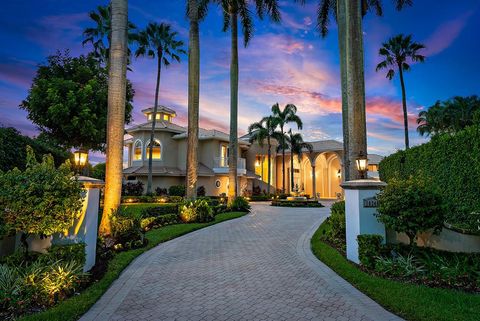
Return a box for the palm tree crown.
[376,34,425,80]
[82,4,137,64]
[135,23,186,66]
[311,0,413,37]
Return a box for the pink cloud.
[423,11,473,56]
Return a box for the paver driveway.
[81,203,402,321]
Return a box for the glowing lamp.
[355,151,368,179]
[73,149,88,174]
[255,157,261,167]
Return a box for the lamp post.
[73,149,88,175]
[355,151,368,179]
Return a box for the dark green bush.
[154,213,180,226]
[168,185,186,197]
[379,125,480,230]
[331,200,345,215]
[271,200,324,207]
[122,181,144,196]
[357,234,383,269]
[48,243,86,266]
[110,208,143,244]
[197,185,206,197]
[376,176,445,245]
[167,195,183,203]
[327,201,346,243]
[249,195,272,201]
[178,200,213,223]
[142,204,179,217]
[155,187,168,196]
[213,204,229,215]
[230,197,251,212]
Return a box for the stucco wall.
[387,228,480,253]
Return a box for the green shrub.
[357,234,383,269]
[168,185,186,197]
[229,197,251,212]
[155,187,168,196]
[154,213,180,226]
[249,195,272,201]
[168,195,183,203]
[377,176,445,245]
[331,200,345,215]
[213,204,229,215]
[178,200,213,223]
[142,204,179,217]
[47,243,86,266]
[0,146,83,245]
[140,217,156,230]
[271,200,324,207]
[109,208,142,244]
[379,125,480,230]
[122,181,144,196]
[196,185,206,197]
[374,253,425,278]
[327,202,346,245]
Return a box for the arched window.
[146,139,162,160]
[133,140,142,161]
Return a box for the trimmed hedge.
[271,200,324,207]
[379,125,480,230]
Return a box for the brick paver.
[80,203,402,321]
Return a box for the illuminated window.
[163,114,169,121]
[133,140,142,160]
[146,139,162,160]
[368,164,378,172]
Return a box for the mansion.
[123,106,381,199]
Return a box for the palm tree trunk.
[267,140,271,195]
[281,125,286,194]
[398,65,409,149]
[147,52,162,195]
[100,0,128,236]
[344,0,367,180]
[336,0,350,181]
[290,152,294,193]
[186,2,200,199]
[228,11,239,203]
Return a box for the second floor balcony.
[213,157,246,175]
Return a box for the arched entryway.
[301,152,342,199]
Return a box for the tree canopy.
[20,51,134,151]
[416,95,480,137]
[0,127,70,172]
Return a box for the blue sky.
[1,0,479,162]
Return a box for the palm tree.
[135,23,186,195]
[82,4,137,65]
[300,0,413,180]
[248,116,281,195]
[271,103,302,193]
[285,130,312,193]
[417,96,480,136]
[376,34,425,149]
[100,0,128,236]
[186,0,210,199]
[216,0,280,202]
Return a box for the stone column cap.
[341,179,386,190]
[76,176,105,188]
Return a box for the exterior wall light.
[355,151,368,179]
[336,169,341,179]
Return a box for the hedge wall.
[379,125,480,230]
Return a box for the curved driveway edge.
[80,203,403,321]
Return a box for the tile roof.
[123,162,214,177]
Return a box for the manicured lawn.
[19,211,247,321]
[311,219,480,321]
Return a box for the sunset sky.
[1,0,479,162]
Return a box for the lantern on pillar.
[73,149,88,175]
[355,151,368,179]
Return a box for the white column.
[53,176,104,272]
[341,179,386,264]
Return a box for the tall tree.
[285,130,312,193]
[376,34,425,149]
[216,0,280,202]
[82,4,137,65]
[100,0,129,236]
[303,0,413,180]
[248,116,282,195]
[20,51,134,152]
[271,103,302,193]
[135,22,186,195]
[186,0,210,199]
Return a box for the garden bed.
[312,218,480,321]
[271,199,324,207]
[15,211,247,321]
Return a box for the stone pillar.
[341,179,386,264]
[311,164,316,200]
[53,176,104,272]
